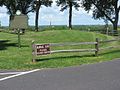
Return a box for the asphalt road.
[0,59,120,90]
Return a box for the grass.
[0,30,120,70]
[28,25,112,31]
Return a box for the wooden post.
[32,40,36,62]
[18,28,21,48]
[95,38,99,56]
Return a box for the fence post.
[31,40,36,62]
[95,38,99,56]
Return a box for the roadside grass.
[0,30,120,70]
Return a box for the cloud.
[0,6,9,26]
[0,6,8,13]
[0,6,8,18]
[28,13,35,25]
[0,13,8,19]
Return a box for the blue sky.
[0,0,119,26]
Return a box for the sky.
[0,0,120,26]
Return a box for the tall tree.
[81,0,120,32]
[56,0,80,30]
[0,0,34,16]
[33,0,52,32]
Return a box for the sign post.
[9,10,28,48]
[32,41,36,62]
[32,43,50,62]
[18,28,21,48]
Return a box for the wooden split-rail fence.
[32,38,120,62]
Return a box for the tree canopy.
[81,0,120,31]
[0,0,34,15]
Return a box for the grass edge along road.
[0,30,120,70]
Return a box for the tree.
[0,0,4,6]
[0,0,34,15]
[56,0,80,29]
[16,0,35,14]
[33,0,52,32]
[0,0,16,15]
[81,0,120,32]
[0,0,34,48]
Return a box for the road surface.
[0,59,120,90]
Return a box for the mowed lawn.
[0,30,120,70]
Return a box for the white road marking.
[0,72,25,75]
[0,69,40,82]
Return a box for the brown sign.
[35,44,50,55]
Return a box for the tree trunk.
[35,3,41,32]
[112,10,119,35]
[112,1,119,35]
[113,22,118,31]
[35,10,39,31]
[69,3,72,30]
[112,21,118,35]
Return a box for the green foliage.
[82,0,116,20]
[0,0,34,15]
[0,30,120,70]
[81,0,120,30]
[56,0,80,11]
[0,0,4,6]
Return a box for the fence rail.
[49,42,97,46]
[80,29,120,36]
[32,38,120,62]
[99,46,120,51]
[51,49,96,54]
[99,39,120,43]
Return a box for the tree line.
[0,0,120,32]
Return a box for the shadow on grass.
[21,45,30,47]
[99,50,120,56]
[36,54,94,62]
[0,40,17,50]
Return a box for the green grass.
[0,30,120,70]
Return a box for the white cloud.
[118,1,120,25]
[0,6,8,19]
[0,6,9,26]
[118,1,120,7]
[52,0,57,7]
[0,6,8,13]
[0,13,8,19]
[28,13,35,25]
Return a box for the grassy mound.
[0,30,120,70]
